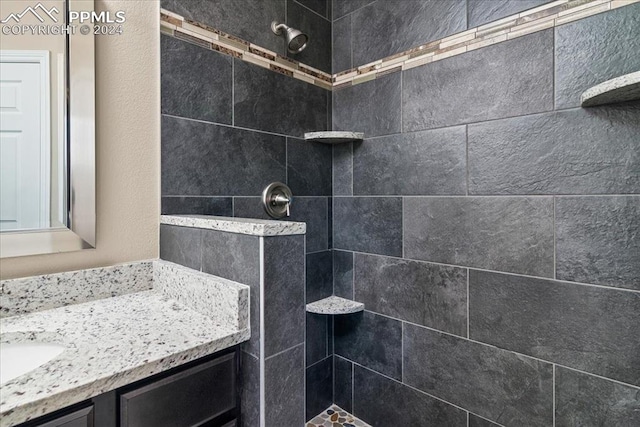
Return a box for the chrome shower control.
[262,182,293,219]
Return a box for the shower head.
[271,21,309,54]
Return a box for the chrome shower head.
[271,21,309,54]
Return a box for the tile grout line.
[553,364,556,427]
[292,0,331,22]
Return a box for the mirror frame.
[0,0,95,258]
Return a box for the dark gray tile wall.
[159,224,202,271]
[330,4,640,425]
[161,197,232,216]
[287,0,332,72]
[469,270,640,386]
[265,344,305,426]
[240,352,260,427]
[306,313,328,365]
[287,138,332,197]
[467,0,552,28]
[306,250,333,303]
[305,357,334,421]
[332,15,351,73]
[555,367,640,426]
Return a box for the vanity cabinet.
[17,347,239,427]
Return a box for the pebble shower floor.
[306,405,372,427]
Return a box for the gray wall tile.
[263,235,306,357]
[307,250,334,303]
[161,197,232,216]
[287,138,332,197]
[403,30,553,132]
[287,0,331,73]
[350,0,466,67]
[353,127,467,195]
[161,0,286,56]
[265,344,305,426]
[233,197,329,253]
[354,365,467,426]
[240,352,261,427]
[468,106,640,195]
[332,15,352,73]
[404,197,554,277]
[469,270,640,386]
[334,311,402,379]
[306,313,328,365]
[469,414,501,427]
[467,0,551,28]
[332,143,353,196]
[333,250,354,299]
[333,0,375,20]
[296,0,328,18]
[333,197,403,257]
[403,324,554,426]
[162,117,286,196]
[159,224,202,271]
[333,73,402,138]
[555,367,640,426]
[556,196,640,290]
[334,356,353,412]
[161,35,232,124]
[306,357,334,421]
[355,253,467,336]
[555,3,640,109]
[234,60,328,137]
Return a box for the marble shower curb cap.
[580,71,640,107]
[306,296,364,315]
[160,214,306,236]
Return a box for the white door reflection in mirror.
[0,52,50,231]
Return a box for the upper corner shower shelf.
[306,296,364,315]
[580,71,640,108]
[304,131,364,145]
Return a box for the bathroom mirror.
[0,0,95,258]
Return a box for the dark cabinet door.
[35,406,93,427]
[120,353,236,427]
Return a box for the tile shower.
[159,0,640,426]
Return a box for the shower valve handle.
[262,182,293,219]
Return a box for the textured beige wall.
[0,0,160,279]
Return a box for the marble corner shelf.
[304,131,364,145]
[580,71,640,107]
[306,296,364,315]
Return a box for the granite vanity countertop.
[0,262,250,427]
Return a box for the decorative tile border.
[161,0,639,92]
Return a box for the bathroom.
[0,0,638,425]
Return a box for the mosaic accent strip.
[306,405,372,427]
[161,0,639,91]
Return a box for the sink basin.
[0,342,66,385]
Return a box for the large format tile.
[333,0,375,20]
[159,224,202,271]
[297,0,328,18]
[469,270,640,386]
[403,30,553,131]
[234,60,328,137]
[161,197,232,216]
[334,356,353,412]
[333,73,401,138]
[233,197,329,253]
[162,117,286,196]
[306,357,333,422]
[333,250,354,299]
[263,235,306,357]
[306,313,328,365]
[556,196,640,290]
[555,367,640,426]
[265,344,305,426]
[355,254,467,336]
[306,250,333,304]
[161,0,286,55]
[353,127,467,195]
[468,106,640,195]
[287,138,332,197]
[332,15,351,73]
[161,35,232,124]
[350,0,466,67]
[467,0,551,28]
[404,197,554,277]
[332,142,353,196]
[287,0,331,73]
[353,365,467,426]
[403,324,554,426]
[240,352,260,427]
[468,414,500,427]
[333,197,403,257]
[334,311,402,379]
[555,3,640,108]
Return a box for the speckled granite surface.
[0,260,250,427]
[160,214,306,236]
[306,296,365,315]
[304,131,364,144]
[581,71,640,107]
[0,262,153,318]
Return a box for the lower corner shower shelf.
[304,131,364,144]
[306,296,364,315]
[580,71,640,107]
